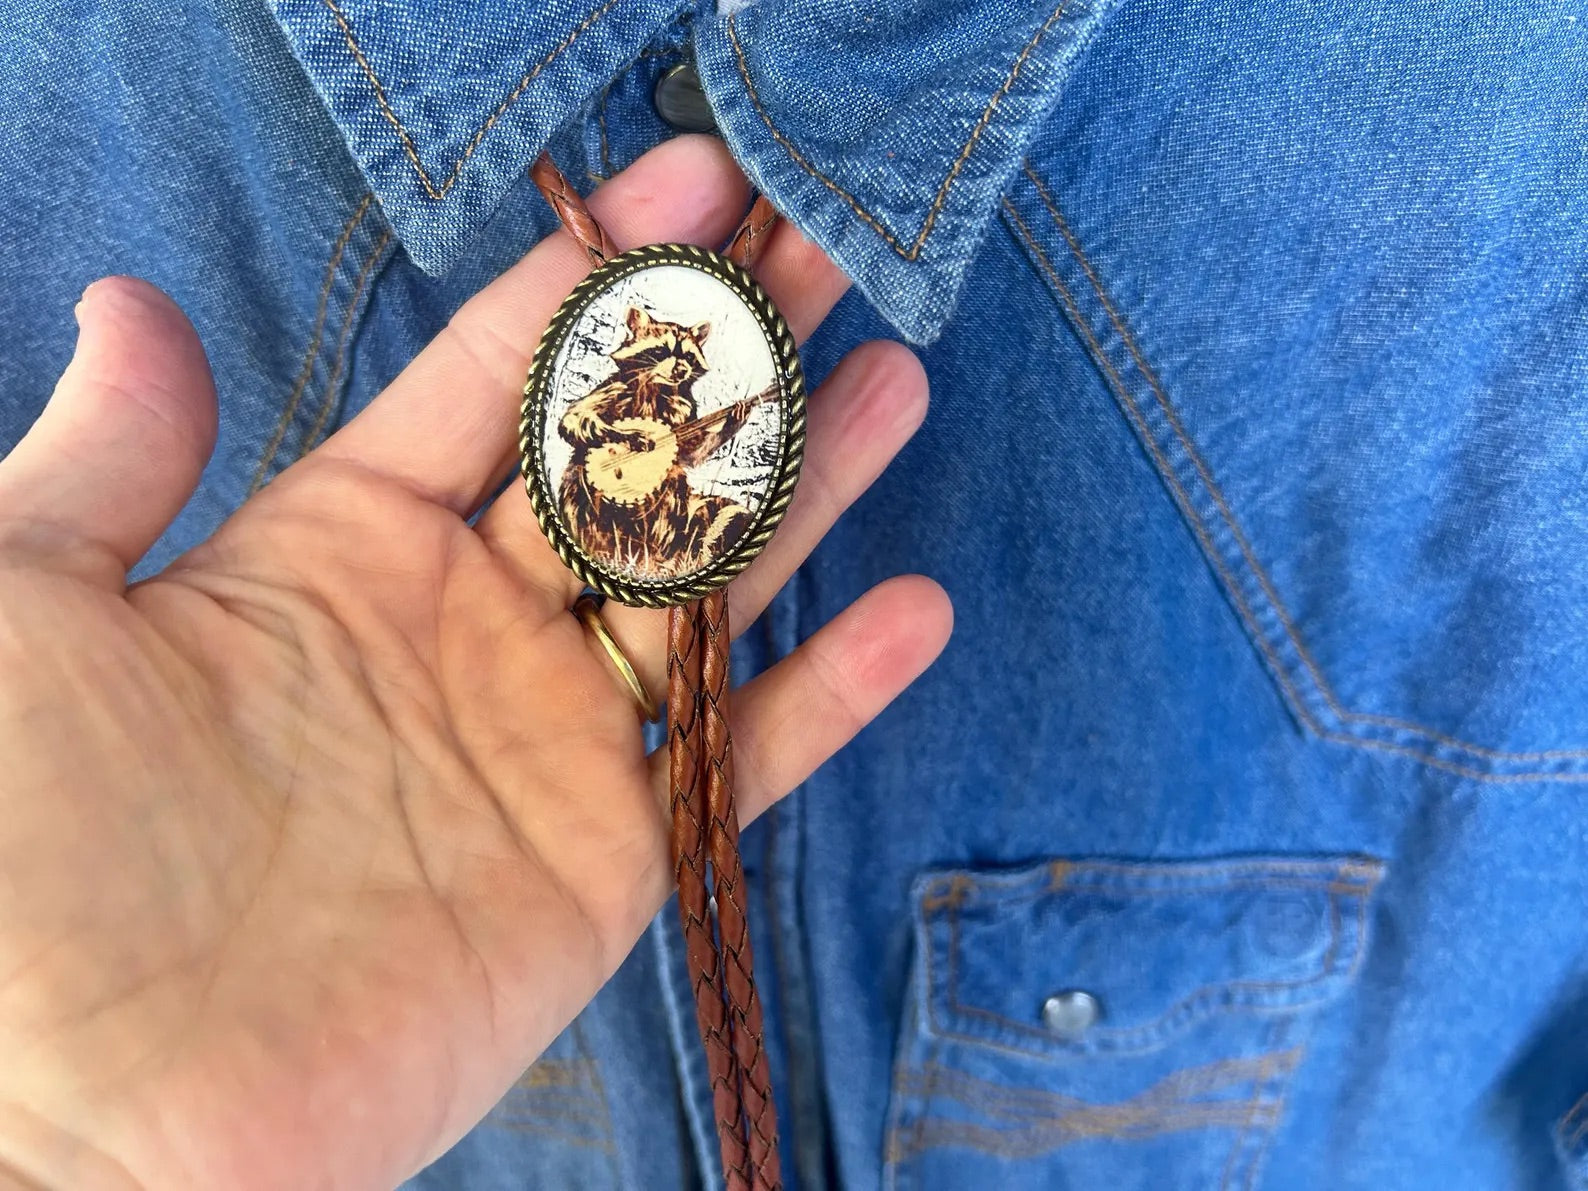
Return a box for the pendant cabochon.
[521,244,806,608]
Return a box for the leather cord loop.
[530,151,785,1191]
[530,153,618,264]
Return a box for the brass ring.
[572,593,659,722]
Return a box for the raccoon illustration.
[556,305,757,580]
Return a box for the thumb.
[0,277,217,586]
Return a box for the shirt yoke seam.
[296,227,394,461]
[1002,195,1588,784]
[1021,165,1588,764]
[249,192,373,496]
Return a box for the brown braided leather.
[699,591,783,1191]
[708,197,784,1191]
[530,149,784,1190]
[668,601,752,1189]
[530,152,618,265]
[723,195,778,272]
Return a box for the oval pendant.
[520,243,805,608]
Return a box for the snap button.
[654,63,717,134]
[1041,989,1101,1037]
[1249,892,1325,959]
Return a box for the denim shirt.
[3,0,1588,1187]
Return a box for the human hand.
[0,137,951,1189]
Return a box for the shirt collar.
[272,0,1118,344]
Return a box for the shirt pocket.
[884,855,1383,1191]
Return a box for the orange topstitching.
[1020,164,1588,764]
[323,0,620,202]
[1002,197,1588,784]
[249,193,373,495]
[726,2,1072,261]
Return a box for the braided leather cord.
[699,590,782,1191]
[528,151,783,1191]
[530,152,618,264]
[707,197,784,1191]
[668,596,751,1189]
[722,195,778,272]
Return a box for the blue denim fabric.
[0,0,394,572]
[3,0,1588,1187]
[268,0,689,274]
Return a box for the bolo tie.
[519,151,797,1191]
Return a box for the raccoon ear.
[625,306,654,338]
[690,321,712,345]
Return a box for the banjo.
[582,383,779,506]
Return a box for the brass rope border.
[521,243,807,609]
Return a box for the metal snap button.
[654,63,717,134]
[1249,892,1325,959]
[1041,989,1101,1037]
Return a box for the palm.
[12,462,654,1183]
[0,139,949,1191]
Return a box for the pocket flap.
[917,856,1383,1059]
